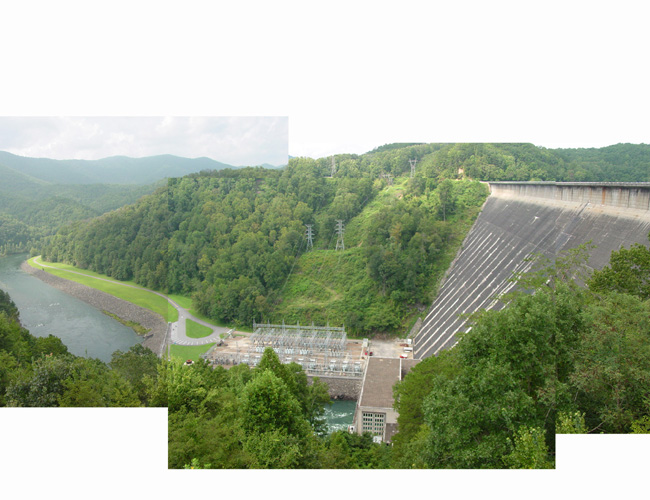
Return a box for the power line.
[335,220,345,251]
[280,236,306,292]
[409,158,417,178]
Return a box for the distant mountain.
[0,151,236,185]
[0,163,51,193]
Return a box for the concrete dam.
[413,182,650,360]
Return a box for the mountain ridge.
[0,151,237,185]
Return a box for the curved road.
[33,257,229,347]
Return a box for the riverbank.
[21,261,167,355]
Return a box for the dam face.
[413,182,650,360]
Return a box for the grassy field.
[185,319,213,339]
[169,343,214,362]
[28,256,179,322]
[167,293,228,327]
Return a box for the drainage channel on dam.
[414,182,650,361]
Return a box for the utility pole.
[331,156,336,177]
[335,220,345,251]
[380,172,393,185]
[305,224,314,250]
[409,158,417,178]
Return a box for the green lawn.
[28,256,178,322]
[167,293,227,327]
[169,343,214,362]
[185,319,213,339]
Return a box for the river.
[0,254,141,362]
[0,253,356,426]
[324,399,356,433]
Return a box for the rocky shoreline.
[20,261,168,356]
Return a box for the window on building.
[361,411,385,437]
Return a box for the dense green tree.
[254,348,331,435]
[240,368,309,436]
[630,416,650,434]
[57,357,141,407]
[392,349,459,447]
[110,343,161,405]
[321,430,392,469]
[242,429,304,469]
[569,292,650,432]
[168,405,248,469]
[6,355,73,407]
[588,235,650,299]
[394,249,590,468]
[503,426,554,469]
[0,290,19,321]
[556,411,588,434]
[33,335,69,357]
[0,350,20,407]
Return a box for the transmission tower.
[305,224,314,250]
[331,156,336,177]
[335,220,345,251]
[409,158,417,178]
[379,172,393,185]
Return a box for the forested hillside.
[39,142,650,335]
[361,142,650,182]
[0,150,241,255]
[0,174,156,255]
[42,159,489,335]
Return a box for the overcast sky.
[2,3,647,165]
[0,116,288,166]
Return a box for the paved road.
[34,257,229,346]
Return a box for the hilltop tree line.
[359,142,650,182]
[4,141,649,257]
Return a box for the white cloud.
[0,117,288,166]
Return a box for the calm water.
[324,399,356,433]
[0,254,140,362]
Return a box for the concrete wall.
[308,375,361,400]
[414,182,650,360]
[490,182,650,211]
